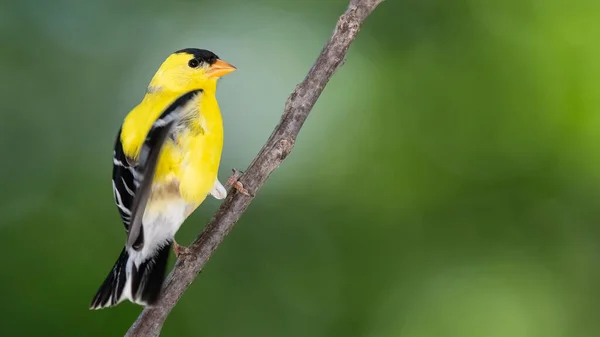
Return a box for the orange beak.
[206,59,237,78]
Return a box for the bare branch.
[125,0,385,335]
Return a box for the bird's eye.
[188,59,200,68]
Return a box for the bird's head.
[148,48,236,93]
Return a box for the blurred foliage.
[1,0,600,336]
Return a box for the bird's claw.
[173,241,193,260]
[227,169,253,196]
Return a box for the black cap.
[174,48,219,65]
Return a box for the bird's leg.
[227,168,253,196]
[173,240,193,259]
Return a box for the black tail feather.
[89,242,172,310]
[90,247,128,309]
[131,242,172,305]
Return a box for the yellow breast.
[121,89,224,206]
[176,91,223,204]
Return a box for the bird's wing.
[112,130,136,233]
[111,89,203,251]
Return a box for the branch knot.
[277,138,295,160]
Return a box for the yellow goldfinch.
[90,48,236,309]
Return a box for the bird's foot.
[173,241,193,259]
[227,169,253,196]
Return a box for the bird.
[90,48,239,310]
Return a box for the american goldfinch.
[90,48,237,310]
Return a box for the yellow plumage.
[121,51,233,210]
[90,48,236,310]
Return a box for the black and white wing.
[111,89,203,251]
[112,131,136,232]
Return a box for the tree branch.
[125,0,385,335]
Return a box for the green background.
[2,0,599,336]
